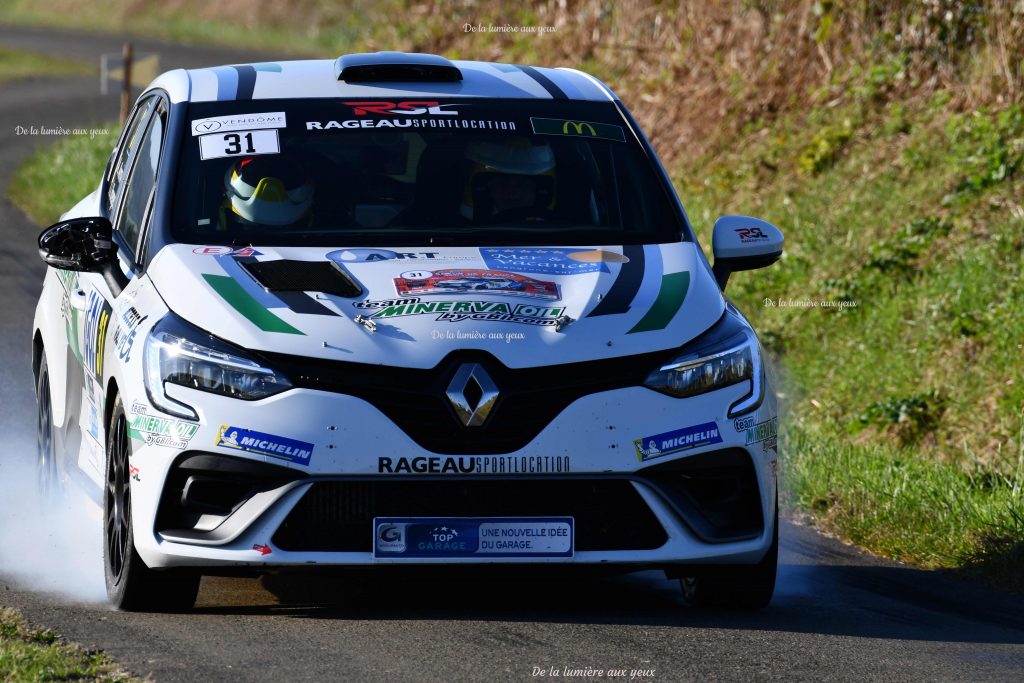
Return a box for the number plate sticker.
[373,517,573,559]
[199,129,280,160]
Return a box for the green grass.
[783,427,1024,591]
[0,46,93,82]
[0,607,134,682]
[6,123,119,226]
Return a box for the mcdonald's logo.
[561,120,597,136]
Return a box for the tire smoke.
[0,434,107,603]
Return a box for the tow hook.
[353,314,377,333]
[554,314,575,332]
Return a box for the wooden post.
[119,42,133,125]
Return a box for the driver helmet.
[460,138,556,220]
[221,155,314,228]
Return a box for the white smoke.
[0,433,107,603]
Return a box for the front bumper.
[127,382,778,569]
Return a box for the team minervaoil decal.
[353,297,565,326]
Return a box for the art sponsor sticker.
[198,129,280,160]
[378,455,570,474]
[215,425,314,466]
[328,248,474,264]
[127,401,198,449]
[530,117,626,143]
[394,269,559,300]
[480,247,624,275]
[633,421,723,462]
[191,111,286,136]
[373,517,573,559]
[353,297,565,327]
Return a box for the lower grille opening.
[639,448,764,543]
[272,479,667,552]
[156,453,307,535]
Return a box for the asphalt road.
[1,24,1023,683]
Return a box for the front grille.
[272,479,667,552]
[256,349,675,454]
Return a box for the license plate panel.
[372,517,574,559]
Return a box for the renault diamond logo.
[446,363,499,427]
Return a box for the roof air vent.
[335,52,462,83]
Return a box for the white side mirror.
[711,215,784,290]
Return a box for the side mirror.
[38,217,129,296]
[710,215,784,290]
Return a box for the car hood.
[146,243,724,369]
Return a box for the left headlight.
[643,309,764,417]
[143,313,292,420]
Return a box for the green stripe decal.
[628,271,690,334]
[203,274,304,335]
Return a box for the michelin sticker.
[216,425,314,466]
[394,269,559,300]
[633,421,723,462]
[480,247,625,275]
[127,401,198,449]
[353,297,565,327]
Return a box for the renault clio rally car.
[33,52,784,611]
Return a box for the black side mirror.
[38,217,129,296]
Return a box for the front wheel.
[35,353,60,502]
[104,394,200,612]
[680,505,778,610]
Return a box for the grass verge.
[783,427,1024,593]
[0,46,93,82]
[6,123,118,227]
[0,607,134,682]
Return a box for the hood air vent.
[241,260,361,297]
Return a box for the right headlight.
[643,309,764,417]
[143,313,292,420]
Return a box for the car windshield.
[172,98,686,246]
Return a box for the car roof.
[146,54,617,105]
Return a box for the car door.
[72,96,167,486]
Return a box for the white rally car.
[33,52,784,611]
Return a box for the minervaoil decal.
[744,417,778,445]
[216,425,314,466]
[394,269,559,300]
[634,421,723,462]
[127,401,199,450]
[353,297,565,326]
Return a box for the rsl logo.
[561,120,597,136]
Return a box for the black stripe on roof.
[516,65,567,99]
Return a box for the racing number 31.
[224,133,255,155]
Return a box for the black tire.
[35,353,60,502]
[104,394,200,612]
[681,505,779,610]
